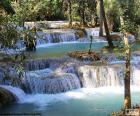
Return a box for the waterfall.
[11,29,78,48]
[24,70,81,94]
[44,32,77,43]
[36,39,47,46]
[36,30,77,45]
[2,56,140,94]
[24,59,50,71]
[78,65,140,88]
[132,66,140,86]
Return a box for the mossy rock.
[0,87,17,108]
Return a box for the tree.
[116,0,140,109]
[99,0,113,48]
[77,0,86,25]
[67,0,72,27]
[123,34,131,109]
[0,0,15,15]
[99,0,103,36]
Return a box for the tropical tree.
[117,0,140,109]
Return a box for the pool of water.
[28,42,108,59]
[27,41,140,59]
[0,87,140,116]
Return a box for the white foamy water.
[1,85,140,107]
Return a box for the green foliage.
[0,15,20,48]
[120,20,139,35]
[8,0,97,23]
[0,0,15,14]
[117,0,140,35]
[10,0,66,22]
[71,0,97,24]
[104,0,120,31]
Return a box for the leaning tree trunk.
[68,0,72,27]
[100,0,113,47]
[124,35,131,109]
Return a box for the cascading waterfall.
[24,69,81,94]
[1,56,140,94]
[36,30,77,46]
[13,29,78,49]
[46,32,77,43]
[78,65,124,87]
[78,65,140,88]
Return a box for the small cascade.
[36,39,47,46]
[12,29,78,49]
[24,60,50,71]
[45,32,77,43]
[78,65,124,88]
[36,30,77,44]
[0,85,26,102]
[24,71,81,94]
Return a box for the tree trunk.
[99,0,103,36]
[124,35,131,109]
[94,14,98,27]
[68,0,72,27]
[100,0,113,47]
[88,36,93,54]
[81,0,86,25]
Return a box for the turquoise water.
[28,41,140,59]
[29,42,108,59]
[0,89,140,116]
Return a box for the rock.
[75,29,86,38]
[68,51,100,61]
[0,87,17,108]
